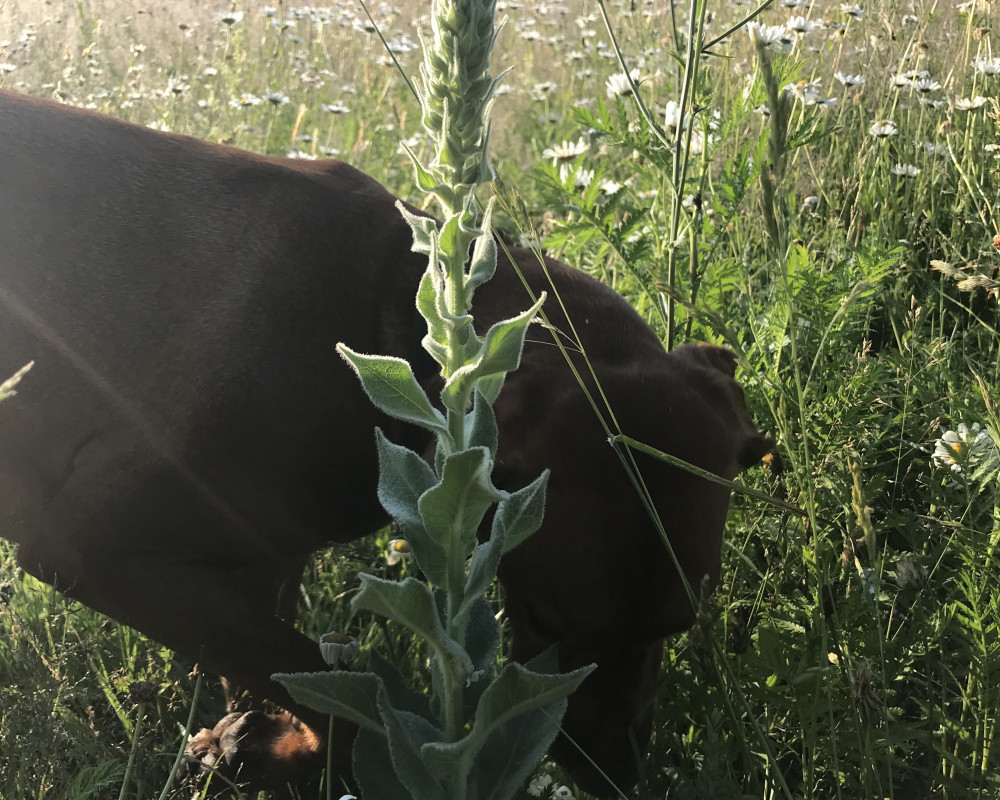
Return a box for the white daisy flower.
[912,77,942,93]
[216,10,245,25]
[606,69,641,98]
[386,538,413,566]
[542,137,589,163]
[748,21,794,51]
[869,120,899,137]
[954,95,988,110]
[971,57,1000,75]
[786,15,816,33]
[527,774,554,797]
[784,79,821,104]
[933,422,998,474]
[835,72,865,86]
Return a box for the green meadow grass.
[1,1,999,798]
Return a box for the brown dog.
[0,89,771,797]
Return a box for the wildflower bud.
[320,632,359,668]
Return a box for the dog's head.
[493,342,772,796]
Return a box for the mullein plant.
[276,2,594,799]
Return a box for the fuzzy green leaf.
[476,373,506,406]
[272,671,384,734]
[463,198,497,306]
[379,697,447,800]
[459,534,503,634]
[418,447,501,562]
[353,575,472,680]
[397,200,440,257]
[353,729,413,800]
[497,470,549,554]
[420,661,595,782]
[400,142,449,199]
[417,269,450,368]
[469,702,565,800]
[441,293,545,414]
[464,389,498,457]
[337,345,448,436]
[375,429,448,585]
[368,650,435,722]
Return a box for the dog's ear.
[683,344,774,469]
[693,342,738,376]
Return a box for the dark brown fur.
[0,90,771,796]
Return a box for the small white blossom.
[971,57,1000,75]
[542,137,588,163]
[891,163,920,177]
[748,21,794,51]
[230,92,262,107]
[933,422,998,474]
[869,120,898,138]
[913,77,942,93]
[835,72,865,86]
[527,774,554,797]
[786,15,816,33]
[216,10,245,25]
[559,163,594,189]
[785,79,821,104]
[663,99,688,130]
[606,69,640,98]
[954,95,987,110]
[599,178,623,195]
[386,538,413,566]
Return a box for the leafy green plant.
[275,3,592,799]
